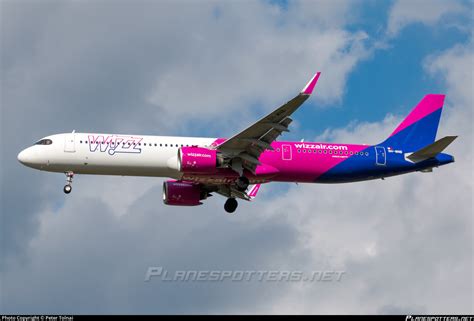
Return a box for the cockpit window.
[35,139,53,145]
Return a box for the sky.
[1,0,473,315]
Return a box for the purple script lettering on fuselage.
[88,135,143,155]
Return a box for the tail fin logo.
[381,94,445,152]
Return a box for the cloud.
[144,3,370,128]
[2,1,370,138]
[315,114,400,145]
[387,0,466,36]
[424,39,474,108]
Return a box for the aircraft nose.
[17,148,33,165]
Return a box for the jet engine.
[162,180,204,206]
[178,147,223,174]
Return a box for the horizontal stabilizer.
[407,136,457,163]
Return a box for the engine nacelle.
[163,180,203,206]
[178,147,218,174]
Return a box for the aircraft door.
[282,144,292,160]
[375,146,386,165]
[64,132,76,153]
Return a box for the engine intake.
[163,180,203,206]
[178,147,219,174]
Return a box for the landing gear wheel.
[224,198,238,213]
[235,176,249,192]
[64,171,74,194]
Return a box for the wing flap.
[248,184,261,200]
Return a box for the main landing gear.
[235,176,249,191]
[224,198,238,213]
[63,171,74,194]
[225,176,249,213]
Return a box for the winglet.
[300,72,321,95]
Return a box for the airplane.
[17,72,457,213]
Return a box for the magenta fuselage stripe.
[183,140,369,184]
[390,94,444,137]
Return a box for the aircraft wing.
[215,72,321,173]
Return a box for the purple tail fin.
[381,94,445,152]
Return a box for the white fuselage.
[17,133,217,178]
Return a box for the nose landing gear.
[64,171,74,194]
[224,198,238,213]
